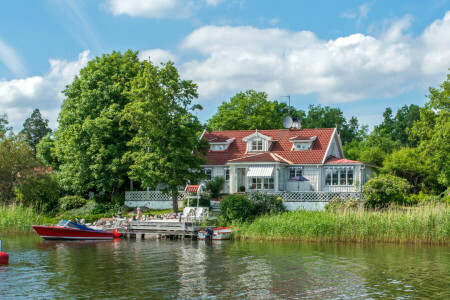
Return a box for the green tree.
[393,104,420,146]
[0,135,37,202]
[54,50,141,196]
[382,147,437,193]
[20,109,52,155]
[302,105,365,144]
[0,113,12,137]
[122,61,207,213]
[36,133,59,169]
[409,73,450,187]
[207,90,281,130]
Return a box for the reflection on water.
[0,232,449,299]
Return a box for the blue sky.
[1,0,449,131]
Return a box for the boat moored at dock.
[33,220,121,240]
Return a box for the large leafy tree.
[54,50,141,195]
[0,135,37,202]
[20,109,52,155]
[374,105,421,146]
[122,61,208,213]
[409,73,450,188]
[382,147,437,193]
[207,90,285,130]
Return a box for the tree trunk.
[172,191,179,213]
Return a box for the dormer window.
[243,131,274,153]
[251,140,263,151]
[290,136,317,151]
[209,137,235,151]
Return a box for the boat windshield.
[57,220,69,227]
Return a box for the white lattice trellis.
[260,191,364,202]
[125,191,189,202]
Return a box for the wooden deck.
[119,220,208,239]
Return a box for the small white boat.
[198,227,234,240]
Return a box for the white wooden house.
[201,128,375,194]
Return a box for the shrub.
[183,192,211,207]
[58,195,87,211]
[206,177,225,199]
[220,194,254,222]
[14,172,60,213]
[93,193,110,204]
[246,191,285,215]
[363,174,412,208]
[326,197,361,211]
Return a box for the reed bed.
[0,204,40,230]
[235,204,450,244]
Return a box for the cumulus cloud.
[0,37,26,77]
[0,51,90,131]
[104,0,194,18]
[139,49,178,64]
[180,12,450,103]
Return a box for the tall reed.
[235,203,450,244]
[0,203,41,230]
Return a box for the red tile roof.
[325,156,376,166]
[202,128,335,165]
[229,152,292,164]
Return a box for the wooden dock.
[119,220,207,240]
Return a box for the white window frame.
[324,167,354,186]
[289,167,303,179]
[250,177,275,190]
[224,168,230,181]
[251,140,263,151]
[205,168,212,180]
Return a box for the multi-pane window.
[325,167,354,186]
[251,140,263,151]
[294,143,310,150]
[251,178,274,190]
[224,168,230,181]
[289,167,303,179]
[205,168,212,180]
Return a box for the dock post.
[157,234,161,239]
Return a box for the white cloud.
[0,37,26,77]
[339,1,374,28]
[0,51,90,131]
[139,49,178,64]
[180,12,450,103]
[204,0,225,6]
[105,0,194,18]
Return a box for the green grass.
[234,203,450,244]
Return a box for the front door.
[237,168,246,192]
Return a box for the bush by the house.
[206,176,225,199]
[246,191,285,215]
[325,196,360,211]
[220,194,254,222]
[14,172,60,213]
[183,192,211,207]
[58,195,87,211]
[363,174,412,208]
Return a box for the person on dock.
[136,207,142,221]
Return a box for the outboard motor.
[205,227,214,240]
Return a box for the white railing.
[255,191,364,202]
[125,191,189,202]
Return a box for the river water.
[0,233,449,299]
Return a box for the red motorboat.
[33,220,121,240]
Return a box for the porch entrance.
[237,168,246,192]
